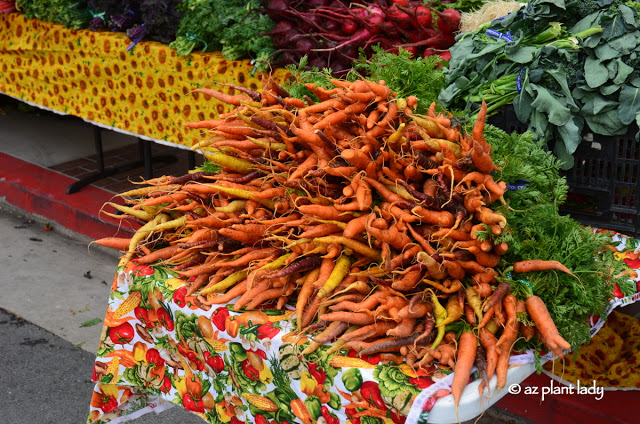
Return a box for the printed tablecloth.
[0,13,288,150]
[87,234,640,424]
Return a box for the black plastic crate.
[560,129,640,238]
[489,106,640,238]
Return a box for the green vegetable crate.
[490,106,640,238]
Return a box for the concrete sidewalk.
[0,203,205,423]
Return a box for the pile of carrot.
[97,77,571,404]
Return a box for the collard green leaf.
[514,86,534,122]
[608,31,640,55]
[504,46,538,63]
[618,84,640,125]
[600,83,621,96]
[606,59,618,79]
[454,76,471,89]
[613,58,634,84]
[569,10,603,34]
[546,67,579,111]
[602,11,631,39]
[553,138,575,170]
[584,56,609,88]
[530,85,571,126]
[581,93,618,116]
[595,43,620,61]
[466,42,509,60]
[529,67,544,83]
[619,4,638,25]
[585,108,627,135]
[582,32,604,48]
[555,115,583,155]
[581,93,618,115]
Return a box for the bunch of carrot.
[96,77,571,405]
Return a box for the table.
[87,235,640,424]
[0,13,289,192]
[0,13,288,150]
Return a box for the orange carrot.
[313,110,348,130]
[93,237,132,251]
[513,260,575,277]
[525,295,571,358]
[135,245,181,264]
[452,331,477,407]
[205,280,248,305]
[341,149,373,170]
[339,321,396,342]
[391,268,424,291]
[387,317,417,338]
[472,100,489,150]
[184,119,225,129]
[193,88,253,105]
[297,205,353,222]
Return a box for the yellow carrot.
[199,270,248,295]
[317,256,352,298]
[203,151,254,173]
[314,236,381,261]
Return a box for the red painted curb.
[495,371,638,424]
[0,152,136,240]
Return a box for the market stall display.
[88,73,640,423]
[3,1,640,423]
[0,13,288,149]
[10,1,467,73]
[439,0,640,237]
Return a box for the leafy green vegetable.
[283,56,340,103]
[441,0,640,168]
[430,0,485,13]
[353,46,446,114]
[17,0,92,29]
[170,0,275,71]
[198,160,222,174]
[485,125,632,349]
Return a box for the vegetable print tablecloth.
[0,13,288,149]
[88,234,640,424]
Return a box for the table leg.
[65,127,178,194]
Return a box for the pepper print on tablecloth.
[0,14,288,149]
[88,260,445,424]
[87,231,640,424]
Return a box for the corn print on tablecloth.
[0,13,288,150]
[87,234,640,424]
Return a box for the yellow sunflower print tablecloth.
[0,13,288,150]
[544,308,640,390]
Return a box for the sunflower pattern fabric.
[0,13,288,149]
[545,309,640,390]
